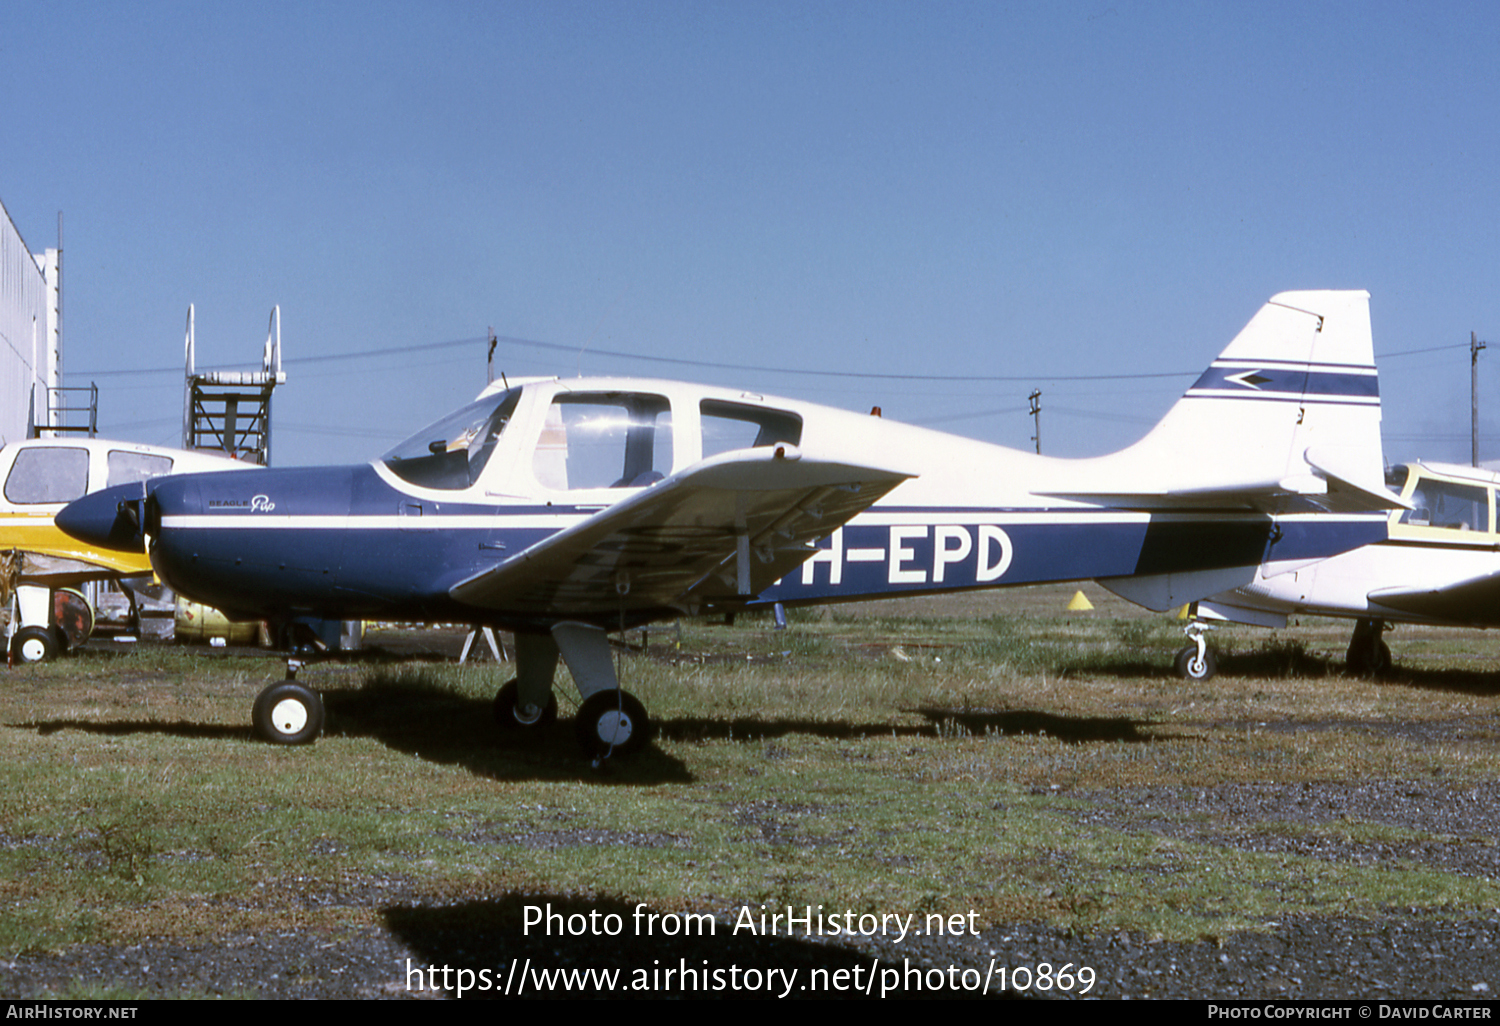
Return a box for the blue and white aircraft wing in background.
[58,289,1394,758]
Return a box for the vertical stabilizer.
[1047,290,1389,511]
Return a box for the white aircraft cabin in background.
[1183,459,1500,678]
[58,290,1398,758]
[0,438,250,662]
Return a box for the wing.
[449,446,910,616]
[1367,573,1500,624]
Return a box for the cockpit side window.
[1399,478,1491,532]
[700,400,802,459]
[4,447,89,504]
[533,393,672,490]
[382,388,521,490]
[107,451,174,488]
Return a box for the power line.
[1376,342,1471,359]
[73,335,490,378]
[73,332,1200,384]
[70,328,1470,387]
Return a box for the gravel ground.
[0,899,1494,1000]
[3,778,1498,1000]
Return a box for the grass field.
[2,582,1499,996]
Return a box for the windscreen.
[382,388,521,490]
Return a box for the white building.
[0,197,61,445]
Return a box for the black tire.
[494,679,558,730]
[1174,645,1217,682]
[1347,639,1393,676]
[11,626,58,665]
[252,681,325,745]
[1346,620,1393,676]
[574,689,651,757]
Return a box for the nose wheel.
[252,681,325,744]
[10,626,60,665]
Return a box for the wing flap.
[449,447,910,615]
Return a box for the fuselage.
[54,375,1386,631]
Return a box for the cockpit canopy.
[381,382,805,493]
[1386,462,1496,533]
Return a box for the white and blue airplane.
[57,290,1398,757]
[1176,458,1500,678]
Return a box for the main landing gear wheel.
[1174,645,1218,682]
[494,679,558,730]
[1345,625,1392,676]
[10,626,58,665]
[574,689,651,758]
[252,681,325,745]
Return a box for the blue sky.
[2,1,1498,467]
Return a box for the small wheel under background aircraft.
[252,681,325,745]
[1345,618,1393,677]
[10,625,59,665]
[574,689,651,757]
[493,679,558,730]
[1346,638,1392,676]
[1174,645,1218,682]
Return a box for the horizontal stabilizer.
[449,446,910,615]
[1038,447,1406,515]
[1302,448,1409,513]
[1035,479,1396,515]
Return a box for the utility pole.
[1473,331,1487,468]
[1028,389,1042,455]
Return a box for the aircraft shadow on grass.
[12,668,1157,780]
[909,707,1155,744]
[24,719,247,741]
[20,645,1496,772]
